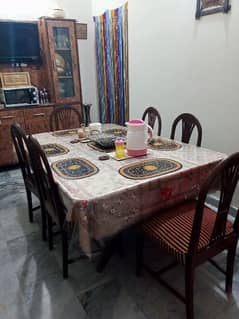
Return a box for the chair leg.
[26,189,33,223]
[185,260,195,319]
[96,237,116,273]
[62,231,68,279]
[226,241,238,294]
[136,230,144,277]
[47,214,53,251]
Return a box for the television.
[0,21,41,64]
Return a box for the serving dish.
[88,133,117,149]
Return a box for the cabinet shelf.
[58,75,73,79]
[55,47,71,51]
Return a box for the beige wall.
[91,0,126,15]
[128,0,239,155]
[61,0,98,122]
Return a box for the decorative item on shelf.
[0,72,31,88]
[51,2,66,19]
[39,88,49,104]
[55,53,65,75]
[76,23,88,40]
[196,0,231,19]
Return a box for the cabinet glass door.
[46,19,81,104]
[53,26,75,98]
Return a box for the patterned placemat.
[52,129,78,136]
[148,137,182,151]
[42,143,69,157]
[87,142,115,153]
[52,158,99,179]
[119,158,182,180]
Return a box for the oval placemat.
[52,129,78,136]
[119,158,182,180]
[148,137,182,151]
[42,143,69,157]
[52,157,99,179]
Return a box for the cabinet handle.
[0,115,15,119]
[33,113,45,117]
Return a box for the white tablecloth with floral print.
[34,124,226,256]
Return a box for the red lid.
[126,119,144,126]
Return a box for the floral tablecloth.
[34,124,226,256]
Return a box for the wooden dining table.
[34,124,226,258]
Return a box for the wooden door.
[46,19,82,104]
[0,110,25,166]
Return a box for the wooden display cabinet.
[0,18,83,167]
[39,18,82,106]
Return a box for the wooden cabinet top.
[0,103,54,113]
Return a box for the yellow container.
[115,138,125,159]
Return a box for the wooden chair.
[136,152,239,319]
[27,135,76,278]
[49,105,82,131]
[170,113,202,146]
[10,124,47,241]
[142,106,162,136]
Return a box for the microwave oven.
[0,86,39,107]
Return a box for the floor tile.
[79,278,147,319]
[24,272,86,319]
[1,168,239,319]
[1,206,40,241]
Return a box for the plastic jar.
[115,137,125,159]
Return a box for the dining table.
[34,124,226,259]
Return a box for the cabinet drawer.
[24,107,53,134]
[24,107,53,120]
[0,110,24,126]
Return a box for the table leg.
[96,233,123,272]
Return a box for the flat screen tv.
[0,21,41,64]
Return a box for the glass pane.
[53,27,75,98]
[59,78,75,97]
[53,26,70,49]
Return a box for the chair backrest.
[49,105,82,131]
[27,135,65,227]
[170,113,202,146]
[10,124,34,183]
[142,106,162,136]
[189,152,239,255]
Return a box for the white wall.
[92,0,126,16]
[61,0,98,121]
[129,0,239,155]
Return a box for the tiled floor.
[0,169,239,319]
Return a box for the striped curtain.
[94,2,129,125]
